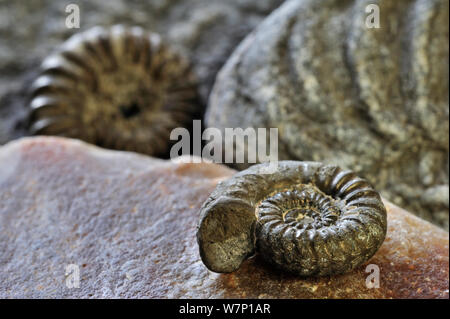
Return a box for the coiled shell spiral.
[28,25,199,156]
[197,161,387,276]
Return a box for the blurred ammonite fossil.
[197,161,387,276]
[28,25,200,156]
[206,0,449,229]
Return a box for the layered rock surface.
[206,0,449,229]
[0,137,448,298]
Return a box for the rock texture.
[0,0,284,144]
[0,137,448,298]
[206,0,449,229]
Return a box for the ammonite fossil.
[206,0,449,228]
[28,25,200,156]
[197,161,387,276]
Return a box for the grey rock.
[0,0,284,144]
[206,0,449,229]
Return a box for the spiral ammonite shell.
[197,161,387,276]
[28,25,199,156]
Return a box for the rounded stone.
[205,0,449,229]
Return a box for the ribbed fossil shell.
[197,161,387,276]
[28,25,199,156]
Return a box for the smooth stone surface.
[0,137,448,298]
[206,0,449,229]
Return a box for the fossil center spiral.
[256,185,342,231]
[83,68,161,123]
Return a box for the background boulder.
[206,0,449,229]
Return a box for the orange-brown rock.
[0,137,448,298]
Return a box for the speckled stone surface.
[206,0,449,229]
[0,137,448,298]
[0,0,284,144]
